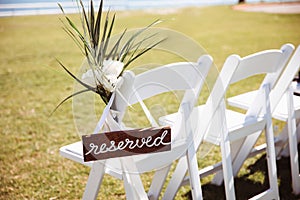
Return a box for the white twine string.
[93,92,116,134]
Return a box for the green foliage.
[56,0,164,107]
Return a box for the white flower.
[102,59,123,78]
[81,59,124,92]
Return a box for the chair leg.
[121,158,148,200]
[276,124,289,157]
[287,88,300,195]
[288,121,300,195]
[219,111,236,200]
[220,138,236,200]
[275,119,300,158]
[82,161,106,200]
[162,157,188,200]
[261,85,279,199]
[148,164,171,200]
[232,131,261,176]
[212,131,261,186]
[265,117,280,199]
[247,118,279,200]
[297,121,300,142]
[186,143,203,200]
[212,138,246,185]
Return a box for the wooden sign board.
[82,127,171,162]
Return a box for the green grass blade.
[98,9,110,66]
[123,38,166,69]
[57,3,66,15]
[61,25,85,55]
[102,13,116,60]
[118,19,161,59]
[59,2,93,57]
[56,59,96,92]
[107,29,127,60]
[50,88,90,116]
[94,0,103,47]
[124,39,144,64]
[90,0,95,48]
[121,32,160,62]
[80,0,92,40]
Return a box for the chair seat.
[60,137,188,178]
[60,142,123,179]
[227,89,300,121]
[273,95,300,121]
[159,105,266,145]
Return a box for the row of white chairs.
[60,43,300,199]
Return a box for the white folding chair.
[227,44,300,195]
[59,55,213,199]
[160,44,294,199]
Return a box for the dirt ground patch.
[184,144,300,199]
[233,2,300,14]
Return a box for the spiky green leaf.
[50,88,90,115]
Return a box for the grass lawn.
[1,4,300,200]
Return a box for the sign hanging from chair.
[82,127,171,162]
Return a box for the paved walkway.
[233,2,300,14]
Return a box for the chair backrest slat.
[202,44,293,143]
[230,50,283,84]
[132,62,207,104]
[270,45,300,112]
[113,55,212,139]
[262,43,295,88]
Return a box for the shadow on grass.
[185,144,300,200]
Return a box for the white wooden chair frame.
[159,44,294,199]
[60,55,213,200]
[227,45,300,195]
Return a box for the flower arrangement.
[53,0,164,113]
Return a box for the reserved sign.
[82,127,171,162]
